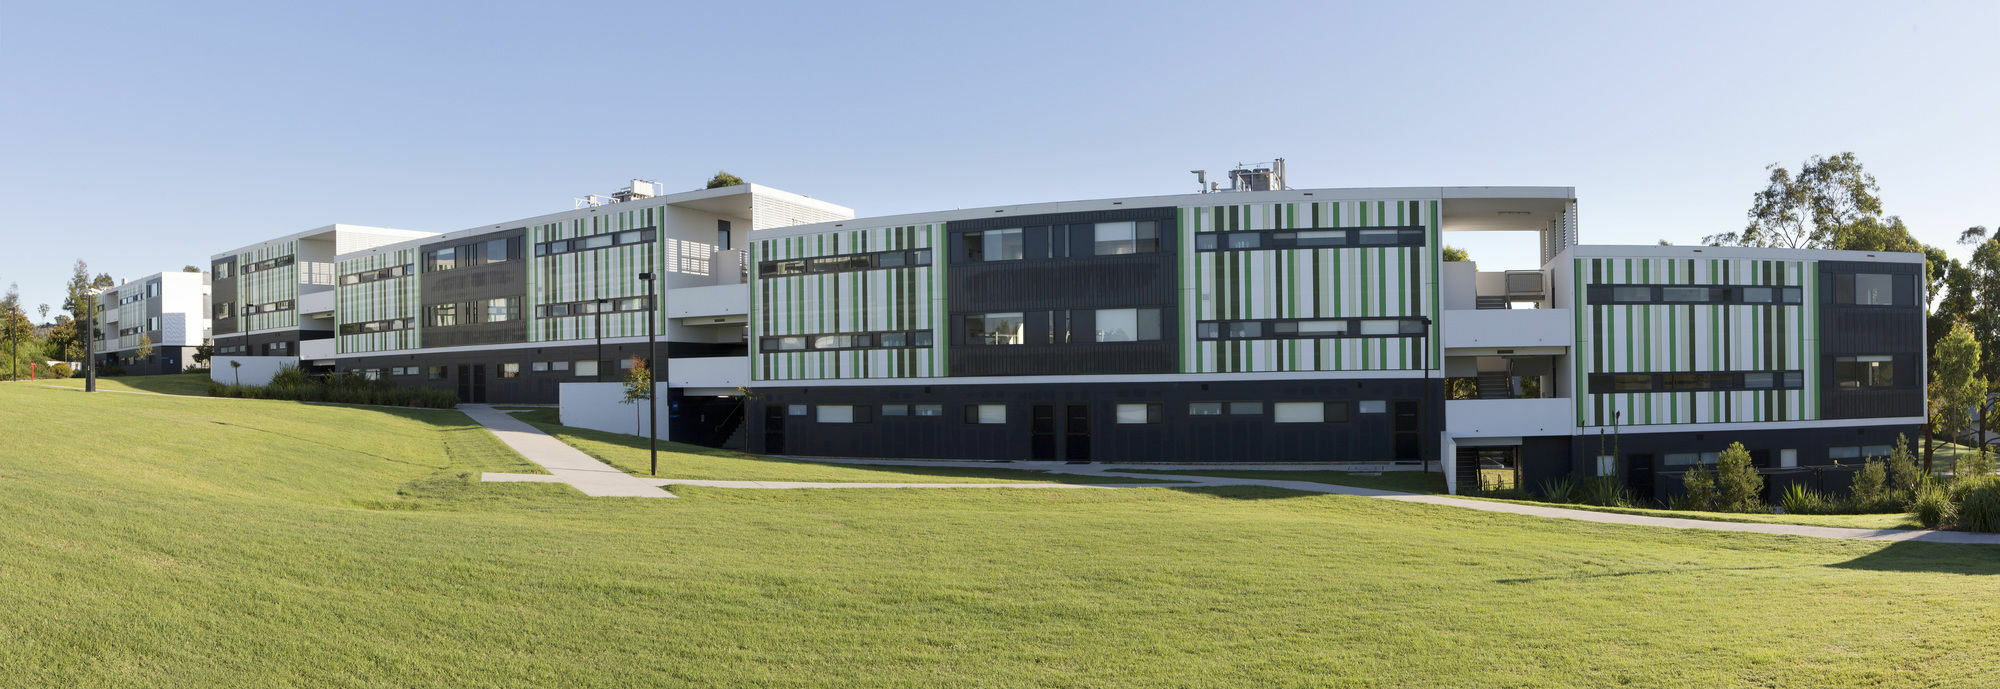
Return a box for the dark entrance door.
[1626,454,1655,504]
[1392,400,1421,460]
[456,364,487,403]
[762,405,786,454]
[1030,404,1058,460]
[1063,404,1091,461]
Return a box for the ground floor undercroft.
[333,340,744,406]
[1487,421,1926,502]
[94,345,201,376]
[748,378,1446,463]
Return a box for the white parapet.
[666,356,749,389]
[1443,308,1572,350]
[210,356,297,387]
[667,284,748,320]
[1446,398,1577,438]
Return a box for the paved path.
[460,404,675,498]
[482,474,1124,490]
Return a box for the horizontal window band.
[759,248,933,279]
[1194,225,1427,251]
[340,264,415,286]
[537,296,653,319]
[1585,370,1805,394]
[531,228,654,259]
[1586,283,1804,306]
[1197,317,1430,341]
[760,329,934,352]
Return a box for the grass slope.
[509,408,1164,484]
[2,385,1998,688]
[29,370,213,396]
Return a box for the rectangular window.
[1663,452,1701,466]
[880,332,906,347]
[1093,308,1161,342]
[1298,320,1347,335]
[1661,287,1710,303]
[915,404,944,417]
[580,234,614,250]
[499,363,520,379]
[882,404,910,417]
[483,238,511,264]
[1743,372,1774,388]
[1295,230,1346,247]
[1227,321,1262,338]
[1782,287,1803,304]
[531,362,548,372]
[1226,401,1263,416]
[1195,234,1218,251]
[1862,444,1894,458]
[1188,402,1224,416]
[1742,287,1773,303]
[575,360,599,377]
[1596,455,1617,477]
[1359,320,1400,336]
[486,297,518,323]
[814,335,854,349]
[1115,403,1163,424]
[717,220,732,251]
[1274,402,1325,423]
[1090,221,1159,255]
[216,263,232,279]
[1225,233,1261,249]
[426,303,458,328]
[966,313,1025,345]
[1357,229,1398,245]
[427,366,446,381]
[552,361,569,371]
[1358,400,1387,414]
[964,229,1024,262]
[964,404,1006,424]
[427,247,456,272]
[1839,273,1894,305]
[1782,371,1804,389]
[787,404,808,416]
[817,405,856,423]
[1834,355,1894,388]
[1828,446,1861,460]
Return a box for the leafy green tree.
[0,283,32,381]
[1681,460,1717,511]
[1930,322,1987,473]
[705,171,746,189]
[621,356,653,429]
[1958,228,2000,382]
[1852,459,1887,505]
[182,265,200,273]
[1887,434,1924,495]
[193,337,213,368]
[1441,245,1470,263]
[1714,442,1765,513]
[136,334,153,368]
[1705,153,1883,249]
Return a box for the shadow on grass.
[1494,565,1792,585]
[37,371,213,396]
[1829,540,2000,574]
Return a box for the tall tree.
[1441,245,1471,262]
[1930,322,1987,473]
[1960,228,2000,382]
[1706,152,1884,248]
[136,334,153,369]
[0,284,30,381]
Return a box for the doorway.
[456,364,486,403]
[1064,404,1091,461]
[1626,454,1655,504]
[1030,403,1092,461]
[1392,400,1421,460]
[762,405,787,454]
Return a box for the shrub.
[51,363,73,378]
[1715,442,1764,513]
[1851,459,1887,505]
[1953,477,2000,533]
[1577,476,1632,507]
[1956,447,1995,481]
[1780,484,1831,515]
[1680,461,1717,511]
[1886,435,1923,494]
[1911,483,1957,529]
[203,376,456,409]
[1537,477,1577,503]
[269,365,311,388]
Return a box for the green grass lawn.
[1117,468,1447,493]
[5,384,2000,688]
[508,407,1168,484]
[1465,497,1924,530]
[27,370,213,396]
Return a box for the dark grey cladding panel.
[946,206,1180,376]
[748,377,1444,463]
[211,258,238,336]
[1816,259,1925,419]
[337,340,745,406]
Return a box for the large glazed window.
[966,313,1025,345]
[963,229,1024,262]
[1834,355,1895,388]
[1092,221,1159,256]
[1094,308,1161,342]
[1835,273,1895,306]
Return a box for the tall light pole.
[594,298,608,382]
[83,288,99,393]
[638,271,658,476]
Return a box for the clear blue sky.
[2,0,1994,317]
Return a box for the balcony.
[299,338,336,363]
[1443,308,1572,351]
[666,355,748,391]
[1446,398,1575,438]
[298,290,335,318]
[668,283,749,320]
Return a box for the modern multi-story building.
[210,224,439,367]
[202,177,1927,499]
[90,270,212,375]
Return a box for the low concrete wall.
[560,382,670,440]
[210,356,297,387]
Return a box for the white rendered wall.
[210,356,297,386]
[560,382,670,439]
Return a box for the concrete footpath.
[460,404,675,498]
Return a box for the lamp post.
[637,271,658,476]
[594,298,608,382]
[83,288,99,393]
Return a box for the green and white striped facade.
[1183,199,1439,374]
[526,207,666,344]
[750,223,946,380]
[1571,254,1819,427]
[334,248,421,354]
[236,240,299,334]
